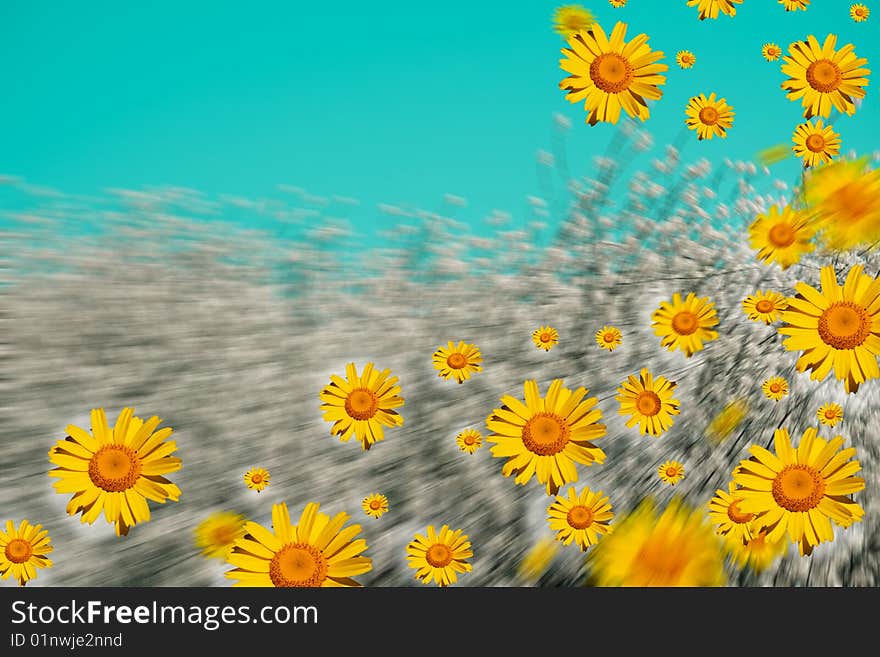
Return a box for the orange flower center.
[818,301,871,350]
[5,538,33,564]
[829,182,873,222]
[88,445,142,493]
[806,59,843,93]
[463,434,476,446]
[369,499,382,510]
[446,352,468,369]
[635,391,662,416]
[566,505,595,529]
[251,473,264,484]
[772,465,825,512]
[825,409,838,419]
[590,53,634,94]
[726,499,755,524]
[671,311,698,335]
[633,535,687,585]
[854,7,867,18]
[698,106,719,126]
[345,388,379,420]
[603,332,617,343]
[767,222,796,247]
[805,133,827,153]
[521,412,570,456]
[212,525,238,546]
[769,383,782,393]
[755,299,774,314]
[540,332,552,343]
[270,543,328,587]
[665,467,679,478]
[425,543,453,568]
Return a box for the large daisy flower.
[586,497,726,586]
[547,486,613,551]
[0,520,53,586]
[748,204,815,270]
[486,379,606,495]
[778,265,880,394]
[616,368,680,437]
[319,362,404,450]
[406,525,473,587]
[226,502,371,587]
[432,340,483,384]
[687,0,742,20]
[685,93,734,140]
[651,292,719,357]
[48,407,181,536]
[732,427,865,556]
[781,34,870,119]
[559,21,667,126]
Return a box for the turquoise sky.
[1,0,878,239]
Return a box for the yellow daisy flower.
[676,50,697,69]
[547,486,613,551]
[595,325,622,351]
[732,427,865,556]
[651,292,719,357]
[532,326,559,351]
[777,265,880,394]
[616,368,680,437]
[763,43,783,62]
[685,93,734,140]
[552,5,597,38]
[687,0,743,20]
[559,21,668,126]
[432,340,483,384]
[817,403,844,427]
[757,143,792,166]
[48,407,181,537]
[726,526,788,573]
[804,158,880,251]
[609,0,627,7]
[517,537,560,582]
[792,119,840,168]
[707,482,755,544]
[0,520,53,586]
[586,497,726,586]
[194,512,246,560]
[319,362,405,450]
[244,467,270,492]
[658,460,685,485]
[742,290,788,324]
[779,0,810,10]
[747,204,815,270]
[406,525,473,587]
[704,398,749,444]
[486,379,606,495]
[362,493,389,519]
[781,34,870,119]
[850,4,870,22]
[762,376,789,401]
[456,428,483,454]
[226,501,371,587]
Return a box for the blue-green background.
[1,0,877,242]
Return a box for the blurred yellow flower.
[726,527,788,573]
[756,143,791,166]
[748,204,815,270]
[804,158,880,251]
[552,5,597,38]
[194,512,246,559]
[586,497,726,586]
[517,537,560,582]
[704,398,749,443]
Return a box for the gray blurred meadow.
[2,118,879,587]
